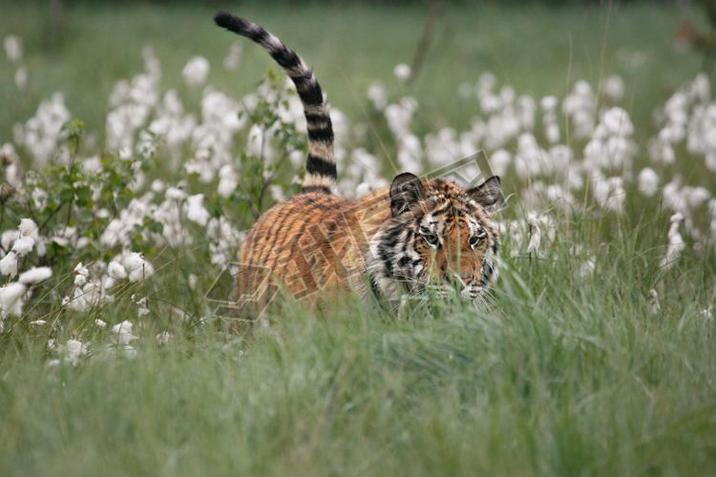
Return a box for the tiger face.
[369,173,501,301]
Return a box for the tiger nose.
[446,273,475,291]
[444,272,464,289]
[454,273,480,298]
[461,285,480,299]
[458,272,477,287]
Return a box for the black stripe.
[291,71,314,90]
[381,227,403,248]
[306,154,337,177]
[301,185,331,194]
[298,83,324,106]
[378,244,394,276]
[270,47,301,69]
[214,12,245,32]
[397,230,415,280]
[214,13,267,43]
[307,126,334,143]
[480,261,495,288]
[398,256,411,267]
[248,26,267,43]
[431,204,452,217]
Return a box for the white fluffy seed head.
[19,266,52,285]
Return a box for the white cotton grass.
[14,66,27,91]
[0,252,18,277]
[0,219,43,281]
[0,267,51,321]
[583,107,636,178]
[182,56,210,88]
[648,289,661,315]
[12,235,35,256]
[217,165,239,197]
[563,80,596,139]
[223,42,243,71]
[367,82,388,111]
[0,143,22,187]
[19,267,52,285]
[22,215,45,236]
[112,320,136,343]
[185,194,210,226]
[601,74,625,102]
[0,282,26,317]
[207,216,243,268]
[526,214,542,256]
[660,213,685,269]
[13,93,71,165]
[489,149,512,177]
[73,262,89,286]
[122,252,155,282]
[541,95,560,144]
[107,260,128,280]
[638,167,660,197]
[651,73,715,178]
[3,35,22,62]
[61,253,154,313]
[106,47,160,152]
[393,63,411,83]
[50,339,89,366]
[578,257,596,279]
[112,320,138,359]
[133,295,150,317]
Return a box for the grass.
[0,1,715,476]
[1,219,714,476]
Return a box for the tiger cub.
[214,12,501,312]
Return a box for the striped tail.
[214,12,336,194]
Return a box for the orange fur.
[235,188,389,308]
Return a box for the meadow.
[0,1,715,476]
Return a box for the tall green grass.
[0,212,714,476]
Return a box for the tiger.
[214,12,502,314]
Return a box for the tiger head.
[369,173,501,301]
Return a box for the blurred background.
[1,0,713,141]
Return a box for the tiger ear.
[467,176,501,212]
[390,173,426,217]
